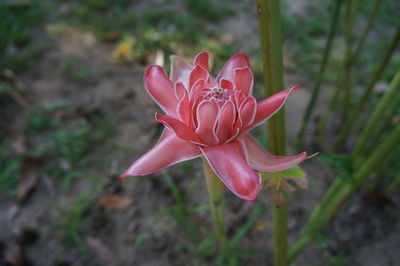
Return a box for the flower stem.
[295,0,343,148]
[288,122,400,263]
[256,1,288,265]
[332,26,400,150]
[202,158,228,250]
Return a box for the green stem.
[202,158,228,250]
[256,1,288,265]
[273,203,288,266]
[295,0,343,148]
[349,0,382,66]
[385,172,400,194]
[352,69,400,160]
[288,122,400,263]
[333,26,400,150]
[341,0,357,121]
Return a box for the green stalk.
[256,1,288,265]
[295,0,343,148]
[352,69,400,160]
[342,0,358,121]
[349,0,382,66]
[333,26,400,150]
[385,172,400,194]
[288,123,400,263]
[202,158,228,250]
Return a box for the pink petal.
[234,67,253,96]
[194,51,210,72]
[201,142,261,201]
[174,82,191,125]
[145,66,179,116]
[239,96,257,128]
[156,113,202,144]
[240,134,307,172]
[216,52,250,82]
[189,65,209,92]
[121,130,201,177]
[247,85,300,131]
[216,100,235,143]
[220,79,234,90]
[170,55,192,85]
[195,101,219,145]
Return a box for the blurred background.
[0,0,399,265]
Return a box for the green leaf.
[318,153,352,174]
[260,166,307,180]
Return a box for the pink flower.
[122,52,307,201]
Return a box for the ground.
[1,0,399,265]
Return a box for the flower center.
[204,86,231,102]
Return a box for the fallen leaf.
[85,237,117,265]
[17,158,40,203]
[251,220,270,235]
[98,194,134,210]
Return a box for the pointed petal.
[194,51,210,72]
[234,67,253,96]
[220,79,234,90]
[247,85,300,130]
[201,142,261,201]
[239,96,257,128]
[174,82,191,125]
[240,134,307,172]
[216,100,235,143]
[195,101,219,145]
[189,65,209,92]
[121,130,201,177]
[156,113,202,144]
[145,65,179,116]
[216,52,250,82]
[170,55,192,85]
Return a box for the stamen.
[204,86,231,102]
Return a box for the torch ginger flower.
[122,52,308,201]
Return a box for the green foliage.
[318,153,352,181]
[0,145,20,195]
[0,1,49,70]
[185,0,233,22]
[54,192,96,248]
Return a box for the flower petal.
[121,130,201,178]
[174,82,191,125]
[239,96,257,128]
[220,79,234,90]
[246,85,300,131]
[189,65,209,92]
[170,55,192,85]
[195,101,219,145]
[145,65,179,116]
[194,51,210,72]
[201,142,261,201]
[156,113,202,144]
[216,52,250,82]
[240,134,307,172]
[234,67,253,96]
[216,100,235,143]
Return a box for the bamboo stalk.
[352,69,400,160]
[333,26,400,150]
[256,1,288,265]
[288,122,400,263]
[295,0,343,148]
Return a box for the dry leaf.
[251,220,269,235]
[18,158,40,203]
[98,194,134,210]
